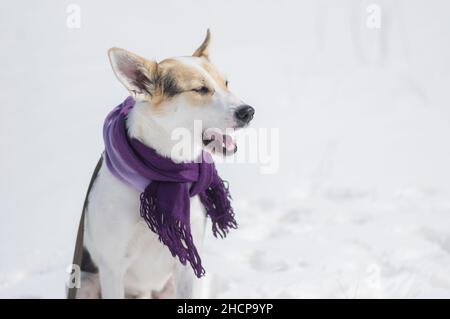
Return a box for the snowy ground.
[3,193,450,299]
[204,193,450,298]
[1,0,450,298]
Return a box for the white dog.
[74,30,254,299]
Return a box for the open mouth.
[202,129,237,156]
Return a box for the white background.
[1,0,450,298]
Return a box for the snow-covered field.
[1,0,450,298]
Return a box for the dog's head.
[108,30,254,161]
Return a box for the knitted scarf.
[103,97,237,277]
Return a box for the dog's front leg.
[173,264,196,298]
[173,262,207,299]
[98,264,125,299]
[173,197,207,298]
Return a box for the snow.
[1,0,450,298]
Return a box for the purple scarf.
[103,97,237,277]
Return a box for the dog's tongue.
[203,129,237,155]
[223,134,236,151]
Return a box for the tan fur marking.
[146,58,216,109]
[202,59,227,90]
[152,59,213,106]
[159,59,205,91]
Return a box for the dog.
[75,30,255,299]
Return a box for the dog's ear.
[193,29,211,59]
[108,48,158,100]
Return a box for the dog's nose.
[235,105,255,124]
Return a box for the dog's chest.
[124,195,205,294]
[85,163,206,294]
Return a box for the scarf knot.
[103,97,237,277]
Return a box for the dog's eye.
[192,86,210,94]
[225,80,229,87]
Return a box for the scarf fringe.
[140,185,206,278]
[199,178,238,239]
